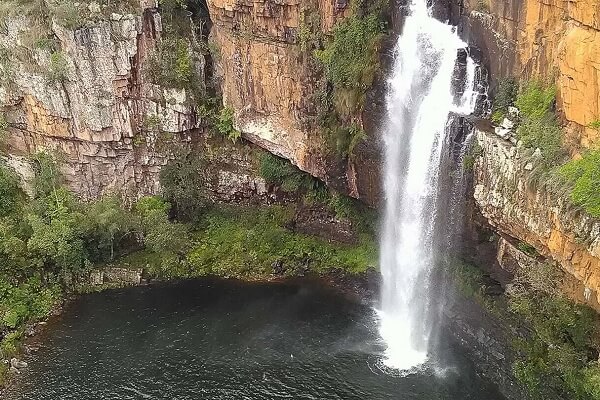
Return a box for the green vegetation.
[185,206,376,278]
[515,81,557,120]
[48,51,68,83]
[159,148,209,222]
[312,0,388,158]
[298,9,322,53]
[215,107,241,143]
[559,149,600,217]
[588,120,600,130]
[450,259,600,400]
[147,37,196,91]
[259,153,323,193]
[510,81,565,168]
[315,3,385,102]
[491,78,517,123]
[509,291,599,399]
[463,142,483,172]
[490,80,564,167]
[517,241,538,257]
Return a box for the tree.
[135,196,189,266]
[27,209,87,277]
[81,196,138,262]
[159,149,208,221]
[0,164,23,218]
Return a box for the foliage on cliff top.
[558,149,600,218]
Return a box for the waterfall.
[377,0,478,370]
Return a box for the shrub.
[315,0,386,115]
[215,107,240,143]
[148,37,194,90]
[463,142,482,172]
[81,196,138,262]
[517,241,538,257]
[491,78,517,122]
[559,149,600,217]
[259,153,321,193]
[298,9,322,53]
[515,81,556,120]
[0,163,23,217]
[316,11,384,92]
[517,113,565,167]
[48,51,68,83]
[159,148,209,221]
[333,123,367,158]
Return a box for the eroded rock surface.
[474,128,600,306]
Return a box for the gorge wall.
[464,0,600,149]
[1,0,599,307]
[0,0,383,206]
[462,0,600,308]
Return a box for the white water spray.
[378,0,477,370]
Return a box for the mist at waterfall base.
[4,279,505,399]
[378,0,479,371]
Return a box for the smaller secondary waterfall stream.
[378,0,478,370]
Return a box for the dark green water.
[6,279,505,399]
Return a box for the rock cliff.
[1,0,384,204]
[1,2,203,199]
[207,0,383,204]
[461,0,600,308]
[473,128,600,307]
[1,0,599,308]
[464,0,600,148]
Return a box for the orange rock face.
[207,0,351,190]
[469,0,600,148]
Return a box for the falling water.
[378,0,478,370]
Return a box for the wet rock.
[500,118,514,130]
[10,358,27,369]
[271,260,285,276]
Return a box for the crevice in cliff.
[188,0,217,99]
